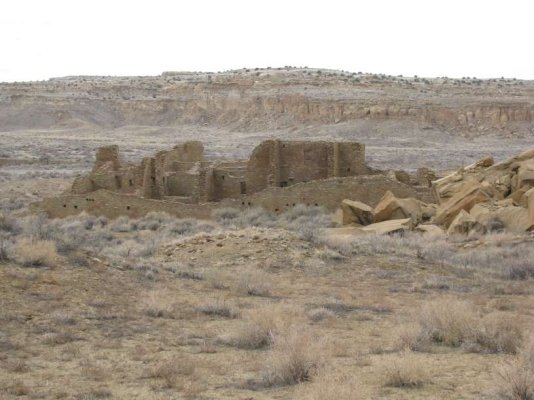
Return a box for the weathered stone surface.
[470,202,531,233]
[433,183,491,227]
[339,199,374,225]
[360,218,413,235]
[447,210,485,236]
[420,202,438,221]
[432,156,494,204]
[374,191,423,223]
[526,187,534,231]
[415,224,444,235]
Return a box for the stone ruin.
[35,139,433,219]
[72,139,367,202]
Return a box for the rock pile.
[335,149,534,236]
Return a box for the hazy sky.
[1,0,533,82]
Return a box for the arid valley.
[1,68,533,400]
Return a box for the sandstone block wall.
[245,140,366,195]
[33,189,214,220]
[221,175,430,213]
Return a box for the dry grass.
[495,341,534,400]
[236,268,273,297]
[399,298,523,353]
[261,325,325,387]
[13,237,57,267]
[195,299,239,318]
[148,356,196,388]
[221,303,302,349]
[307,307,336,322]
[382,350,430,388]
[296,369,363,399]
[140,291,176,318]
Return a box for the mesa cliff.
[1,68,533,137]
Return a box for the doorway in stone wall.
[240,182,247,195]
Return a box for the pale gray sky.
[1,0,533,82]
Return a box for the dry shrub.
[307,307,336,323]
[140,291,176,318]
[149,356,195,388]
[237,268,273,297]
[382,350,430,388]
[13,238,57,267]
[400,298,522,354]
[494,340,534,400]
[473,314,523,354]
[296,369,362,399]
[195,299,239,319]
[7,380,30,396]
[418,298,476,347]
[221,303,302,349]
[261,326,325,387]
[42,331,79,346]
[5,359,29,373]
[396,324,430,352]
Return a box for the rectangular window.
[240,182,246,194]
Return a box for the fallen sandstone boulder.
[415,224,444,235]
[433,183,492,227]
[338,199,374,225]
[447,210,485,236]
[374,191,423,224]
[432,156,494,204]
[360,218,413,235]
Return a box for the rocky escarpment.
[1,68,533,137]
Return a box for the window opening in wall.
[221,175,225,180]
[347,167,351,172]
[240,181,246,195]
[129,179,133,186]
[280,181,288,187]
[248,202,251,206]
[314,203,319,206]
[63,204,66,208]
[275,208,279,212]
[74,205,78,209]
[151,176,156,183]
[126,206,130,210]
[242,201,245,205]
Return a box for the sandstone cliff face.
[1,69,533,136]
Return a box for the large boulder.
[338,199,374,225]
[471,203,530,233]
[374,191,423,224]
[447,210,485,236]
[433,183,492,227]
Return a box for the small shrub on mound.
[13,238,57,267]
